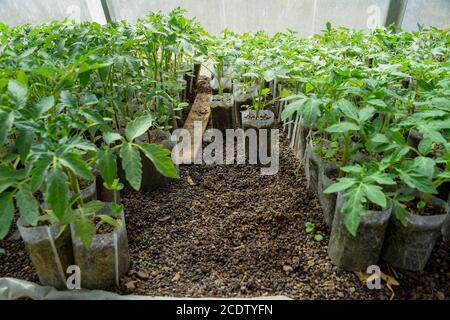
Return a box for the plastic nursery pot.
[232,82,259,128]
[17,218,74,290]
[241,109,275,163]
[210,93,234,134]
[443,212,450,243]
[328,192,392,271]
[185,63,201,96]
[210,77,233,95]
[381,190,448,271]
[406,129,422,157]
[70,203,130,290]
[79,178,97,204]
[317,164,339,228]
[304,146,321,196]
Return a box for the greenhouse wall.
[402,0,450,31]
[0,0,106,25]
[106,0,390,35]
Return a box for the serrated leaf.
[16,184,39,226]
[364,184,387,208]
[103,132,122,145]
[8,80,27,109]
[0,110,14,146]
[30,155,52,192]
[342,185,365,236]
[34,96,54,117]
[45,165,69,221]
[0,192,14,240]
[98,215,122,228]
[120,142,142,191]
[97,149,117,186]
[16,127,34,163]
[125,115,153,142]
[139,143,179,179]
[60,90,76,109]
[326,122,360,133]
[334,99,358,120]
[74,216,96,248]
[324,178,356,194]
[59,152,94,181]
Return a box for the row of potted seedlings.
[0,9,208,289]
[206,25,449,273]
[279,26,450,272]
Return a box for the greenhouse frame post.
[385,0,409,28]
[100,0,112,23]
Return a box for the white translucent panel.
[402,0,450,31]
[0,0,106,25]
[106,0,389,35]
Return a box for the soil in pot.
[381,191,448,271]
[17,217,74,290]
[233,83,258,128]
[70,203,130,290]
[241,110,276,164]
[210,93,234,134]
[328,192,392,271]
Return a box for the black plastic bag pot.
[381,191,448,271]
[328,192,392,271]
[80,178,97,203]
[443,213,450,243]
[241,110,275,163]
[71,204,130,290]
[17,218,74,290]
[233,83,258,128]
[304,146,321,196]
[318,164,339,228]
[211,93,234,134]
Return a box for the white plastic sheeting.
[0,278,291,300]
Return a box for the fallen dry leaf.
[172,272,181,282]
[187,175,196,186]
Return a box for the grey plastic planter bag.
[211,93,234,133]
[71,204,130,290]
[210,78,232,94]
[233,83,258,128]
[241,110,275,163]
[17,218,74,290]
[382,191,448,271]
[304,146,321,196]
[328,192,392,271]
[317,164,339,228]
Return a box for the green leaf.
[325,122,360,133]
[60,90,76,109]
[103,132,122,145]
[74,216,96,248]
[59,152,94,181]
[358,107,375,122]
[16,184,39,226]
[0,192,14,240]
[30,155,52,192]
[125,115,153,142]
[396,168,437,194]
[8,80,27,108]
[82,200,104,214]
[98,215,122,228]
[0,110,14,146]
[334,99,358,120]
[97,149,117,186]
[368,99,387,108]
[413,157,435,178]
[314,234,324,242]
[16,127,34,163]
[342,185,365,236]
[324,178,356,194]
[34,96,54,117]
[394,204,409,227]
[281,97,307,121]
[120,142,142,191]
[139,143,179,179]
[364,184,387,208]
[79,108,107,128]
[45,165,69,221]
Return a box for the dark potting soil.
[406,200,447,217]
[0,132,449,299]
[96,222,115,235]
